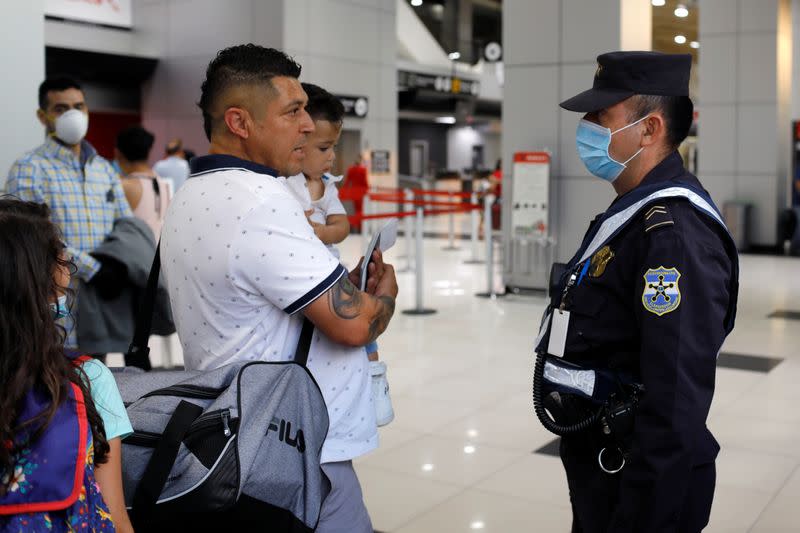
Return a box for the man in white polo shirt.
[160,44,398,533]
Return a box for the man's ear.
[223,107,251,139]
[36,108,48,128]
[641,113,665,147]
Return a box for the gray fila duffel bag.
[115,246,330,531]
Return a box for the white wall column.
[698,0,785,246]
[0,1,45,190]
[502,0,651,261]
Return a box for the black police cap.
[560,51,692,113]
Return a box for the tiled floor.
[112,229,800,532]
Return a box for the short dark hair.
[301,83,345,125]
[38,76,83,110]
[198,44,302,141]
[165,138,183,155]
[629,94,694,150]
[116,126,155,162]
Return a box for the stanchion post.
[396,188,408,261]
[442,191,460,251]
[362,194,372,238]
[476,193,506,299]
[485,193,495,294]
[463,191,484,264]
[403,205,436,315]
[399,188,414,272]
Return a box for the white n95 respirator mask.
[54,109,89,145]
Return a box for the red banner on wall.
[513,152,550,164]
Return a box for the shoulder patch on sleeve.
[643,266,681,315]
[643,204,674,233]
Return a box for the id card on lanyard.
[547,310,570,358]
[547,260,589,358]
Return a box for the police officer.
[533,52,739,532]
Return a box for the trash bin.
[722,201,752,252]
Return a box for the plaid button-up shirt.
[6,137,132,349]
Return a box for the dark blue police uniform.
[543,152,739,532]
[533,51,741,532]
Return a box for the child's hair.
[302,82,345,125]
[0,197,109,496]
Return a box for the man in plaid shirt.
[6,77,132,351]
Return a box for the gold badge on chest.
[589,245,615,278]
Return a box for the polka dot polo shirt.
[160,155,378,463]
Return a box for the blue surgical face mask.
[575,116,648,182]
[50,294,69,320]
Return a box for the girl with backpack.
[0,199,133,532]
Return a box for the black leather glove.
[90,257,128,300]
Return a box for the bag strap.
[124,243,161,371]
[294,318,314,366]
[576,185,727,265]
[132,400,203,512]
[64,349,94,366]
[71,354,94,366]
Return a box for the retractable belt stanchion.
[399,188,414,273]
[362,194,372,238]
[402,205,436,315]
[396,188,409,261]
[476,194,506,299]
[442,191,461,251]
[463,191,483,264]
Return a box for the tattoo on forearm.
[329,276,363,319]
[328,277,395,341]
[367,296,395,343]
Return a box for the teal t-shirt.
[79,359,133,441]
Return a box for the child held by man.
[283,83,394,426]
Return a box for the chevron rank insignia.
[644,204,674,233]
[642,267,681,316]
